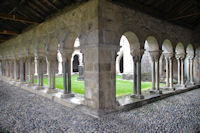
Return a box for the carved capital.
[149,50,162,62]
[175,53,185,60]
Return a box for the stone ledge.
[119,84,200,112]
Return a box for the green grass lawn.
[38,75,164,96]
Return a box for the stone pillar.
[6,60,9,77]
[35,56,45,89]
[155,59,160,91]
[187,57,190,83]
[136,50,144,99]
[27,57,35,85]
[190,58,194,85]
[149,51,162,94]
[177,57,181,85]
[14,59,19,81]
[19,58,26,82]
[165,57,169,87]
[83,45,119,110]
[152,60,156,90]
[46,56,57,93]
[181,58,185,86]
[169,57,174,90]
[132,57,137,95]
[60,49,74,98]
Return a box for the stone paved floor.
[0,81,200,133]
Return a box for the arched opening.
[73,54,79,72]
[142,36,163,93]
[185,44,195,85]
[161,39,174,88]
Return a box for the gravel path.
[0,81,200,133]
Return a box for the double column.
[27,56,35,85]
[131,49,144,99]
[60,49,74,98]
[188,56,194,85]
[164,53,174,90]
[176,53,186,87]
[46,55,57,93]
[19,57,26,83]
[187,55,194,85]
[149,51,162,94]
[35,55,45,89]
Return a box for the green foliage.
[36,75,164,96]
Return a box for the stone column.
[169,57,174,90]
[190,58,194,85]
[132,57,137,96]
[19,58,26,82]
[177,57,181,85]
[181,58,185,86]
[27,57,35,85]
[165,57,169,87]
[35,56,45,89]
[14,59,18,81]
[136,50,144,99]
[187,57,190,83]
[152,60,156,90]
[46,56,57,93]
[149,51,162,94]
[155,59,160,91]
[6,60,9,77]
[60,50,74,98]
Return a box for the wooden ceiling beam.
[0,30,19,35]
[43,0,58,10]
[168,12,200,21]
[0,13,39,24]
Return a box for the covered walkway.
[0,81,200,132]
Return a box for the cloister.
[0,0,200,118]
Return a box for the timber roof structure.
[0,0,200,43]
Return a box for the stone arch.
[186,44,194,56]
[123,31,140,51]
[145,36,159,51]
[162,39,173,53]
[175,42,185,54]
[62,32,79,50]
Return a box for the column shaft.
[169,58,174,89]
[177,58,181,85]
[165,58,169,87]
[155,60,160,90]
[63,61,67,94]
[133,60,137,95]
[67,58,71,93]
[187,58,190,82]
[152,61,155,90]
[137,60,143,98]
[181,59,185,85]
[190,58,194,84]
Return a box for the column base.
[34,86,45,90]
[181,84,186,88]
[46,89,58,94]
[190,82,195,85]
[130,94,137,98]
[169,87,176,91]
[61,93,75,99]
[149,89,162,94]
[130,94,144,99]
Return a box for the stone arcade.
[0,0,200,117]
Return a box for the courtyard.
[0,81,199,132]
[35,75,164,96]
